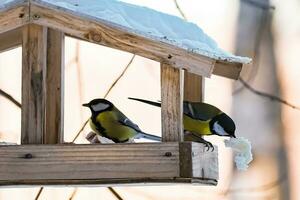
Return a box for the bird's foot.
[201,140,214,152]
[184,131,214,152]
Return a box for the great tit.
[128,97,236,149]
[83,99,161,143]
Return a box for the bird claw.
[184,131,215,152]
[203,141,214,152]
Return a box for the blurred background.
[0,0,299,199]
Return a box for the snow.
[38,0,251,63]
[0,0,20,9]
[225,137,253,171]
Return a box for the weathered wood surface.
[0,0,28,34]
[0,142,218,186]
[45,28,64,144]
[214,61,243,80]
[21,24,47,144]
[0,27,22,53]
[179,142,218,181]
[30,1,216,77]
[161,64,184,142]
[184,72,204,102]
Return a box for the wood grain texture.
[161,64,184,142]
[213,61,243,80]
[179,142,218,181]
[184,72,204,102]
[0,27,22,53]
[21,24,47,144]
[190,142,218,181]
[0,0,29,34]
[0,142,217,186]
[45,28,64,144]
[30,1,215,77]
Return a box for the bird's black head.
[82,98,113,113]
[210,113,236,138]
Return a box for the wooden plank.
[21,24,47,144]
[161,64,184,142]
[0,27,22,53]
[0,0,29,34]
[45,28,64,144]
[30,1,215,77]
[213,61,243,80]
[184,72,204,102]
[0,142,217,186]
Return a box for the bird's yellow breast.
[90,110,137,142]
[183,115,212,136]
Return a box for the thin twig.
[173,0,187,20]
[0,88,21,108]
[68,188,78,200]
[103,54,136,98]
[71,119,89,143]
[239,77,300,110]
[35,187,43,200]
[108,187,124,200]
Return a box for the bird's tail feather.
[135,132,161,141]
[128,97,161,107]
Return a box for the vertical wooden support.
[21,24,47,144]
[45,28,64,144]
[161,64,184,142]
[184,72,205,102]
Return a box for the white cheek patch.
[213,122,226,136]
[92,103,109,112]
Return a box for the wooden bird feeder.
[0,0,249,186]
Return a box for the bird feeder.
[0,0,249,186]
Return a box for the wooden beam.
[45,28,64,144]
[184,72,204,102]
[0,0,29,34]
[0,142,218,186]
[213,61,243,80]
[30,1,215,77]
[0,27,22,53]
[161,64,184,142]
[21,24,47,144]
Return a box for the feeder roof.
[0,0,251,79]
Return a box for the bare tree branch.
[239,77,300,110]
[0,88,21,108]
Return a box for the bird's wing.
[184,102,221,121]
[128,97,221,121]
[117,110,142,133]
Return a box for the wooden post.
[21,24,47,144]
[161,63,184,142]
[45,28,64,144]
[184,72,204,102]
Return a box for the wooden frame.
[0,0,249,187]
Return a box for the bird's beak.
[232,133,236,138]
[82,103,89,107]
